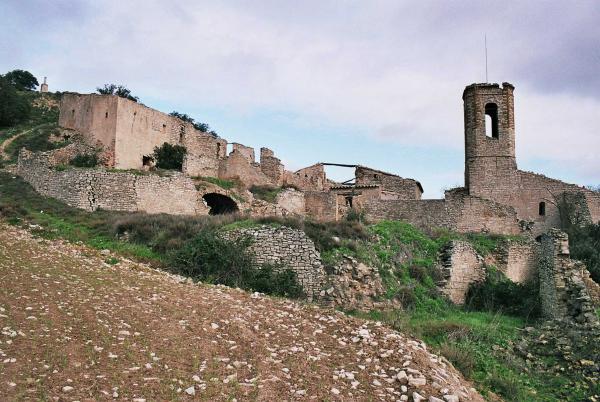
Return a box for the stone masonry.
[225,226,326,299]
[538,229,599,325]
[437,241,486,304]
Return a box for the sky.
[1,0,599,197]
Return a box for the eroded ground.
[0,223,482,401]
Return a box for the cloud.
[1,0,599,191]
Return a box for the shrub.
[345,208,366,222]
[4,123,65,159]
[465,267,540,318]
[153,142,186,171]
[438,343,475,378]
[566,222,600,283]
[167,228,303,297]
[96,84,139,102]
[70,153,98,168]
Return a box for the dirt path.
[0,223,483,401]
[0,125,44,160]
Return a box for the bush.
[345,208,365,222]
[96,84,139,102]
[167,229,303,297]
[465,268,540,318]
[567,223,600,283]
[70,153,98,168]
[0,76,31,127]
[437,343,475,378]
[153,142,186,171]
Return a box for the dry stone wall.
[17,149,205,215]
[224,226,326,299]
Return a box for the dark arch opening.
[203,193,239,215]
[485,103,499,139]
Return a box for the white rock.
[412,392,425,402]
[62,386,74,393]
[185,386,196,395]
[331,387,340,395]
[443,395,459,402]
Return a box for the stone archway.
[202,193,239,215]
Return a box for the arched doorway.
[202,193,239,215]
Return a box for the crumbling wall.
[259,147,284,185]
[225,226,326,299]
[363,189,521,235]
[183,135,227,178]
[275,188,305,215]
[17,149,204,215]
[437,241,485,304]
[219,151,273,188]
[356,166,422,199]
[231,143,255,163]
[283,163,327,191]
[493,241,539,283]
[539,229,599,324]
[304,191,337,221]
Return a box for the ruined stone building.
[12,82,600,308]
[17,83,600,237]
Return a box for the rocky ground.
[0,222,483,401]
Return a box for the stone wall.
[304,191,337,221]
[538,229,598,324]
[259,147,284,184]
[493,240,539,283]
[363,189,521,235]
[283,163,327,191]
[356,166,422,199]
[437,241,486,304]
[225,226,326,299]
[17,148,205,215]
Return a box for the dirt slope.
[0,223,484,401]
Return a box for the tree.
[152,142,186,171]
[2,70,39,91]
[169,111,216,135]
[0,76,31,127]
[96,84,139,102]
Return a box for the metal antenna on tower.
[485,34,488,83]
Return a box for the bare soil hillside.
[0,223,483,401]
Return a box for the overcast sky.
[2,1,599,197]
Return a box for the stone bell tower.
[463,82,517,196]
[40,77,48,93]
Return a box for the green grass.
[195,176,236,190]
[249,185,282,203]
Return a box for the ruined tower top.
[463,82,516,193]
[40,77,48,93]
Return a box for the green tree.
[152,142,186,171]
[169,111,216,136]
[96,84,139,102]
[0,76,31,127]
[3,70,39,91]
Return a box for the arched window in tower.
[484,103,499,139]
[539,201,546,216]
